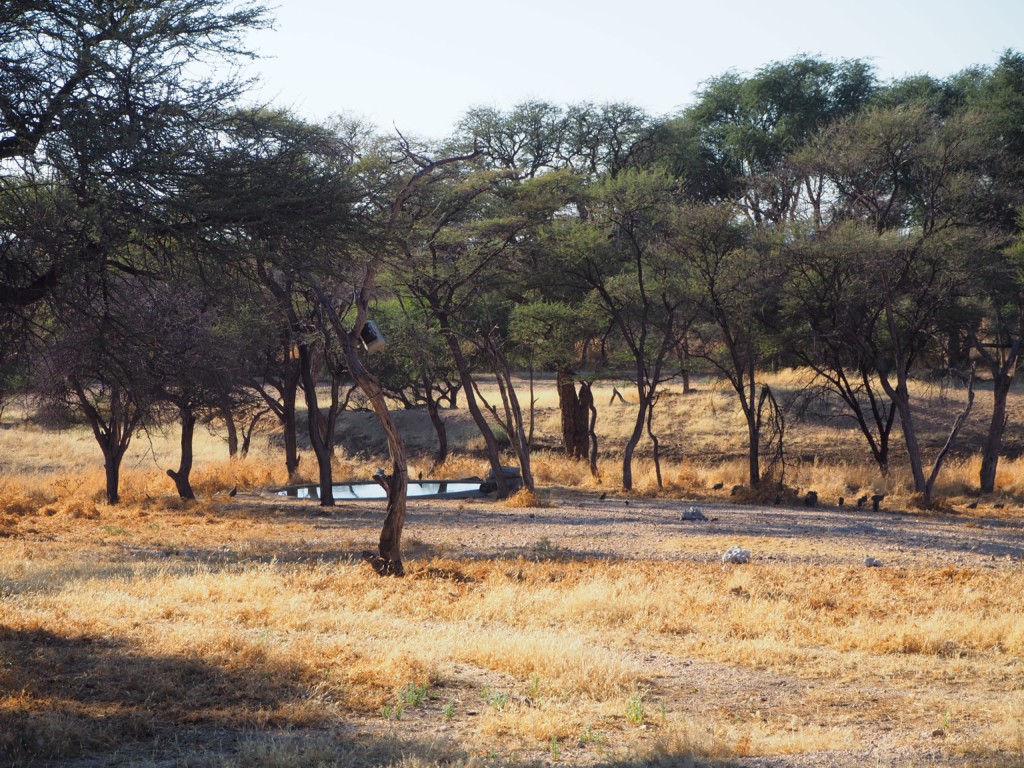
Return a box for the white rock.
[722,546,751,564]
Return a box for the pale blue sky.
[242,0,1024,139]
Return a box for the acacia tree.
[174,108,366,503]
[672,203,779,487]
[508,297,601,462]
[555,170,694,490]
[778,223,899,473]
[967,222,1024,493]
[1,0,270,501]
[0,0,268,319]
[385,153,571,497]
[138,282,260,499]
[371,298,461,466]
[36,276,163,504]
[796,104,994,502]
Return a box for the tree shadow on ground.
[0,625,321,766]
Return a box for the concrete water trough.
[271,478,489,501]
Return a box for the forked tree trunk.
[622,394,649,491]
[297,343,336,507]
[74,381,138,506]
[923,368,975,506]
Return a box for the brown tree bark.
[166,406,197,500]
[423,372,448,466]
[557,369,589,459]
[297,342,338,507]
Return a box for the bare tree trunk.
[438,315,509,496]
[220,397,239,458]
[973,336,1022,494]
[423,372,448,467]
[239,408,268,459]
[281,379,300,480]
[924,367,975,505]
[579,381,599,477]
[297,343,335,507]
[646,395,662,488]
[557,369,589,459]
[881,371,928,493]
[349,358,408,576]
[622,393,649,491]
[981,375,1013,493]
[74,381,138,506]
[477,347,534,492]
[678,337,691,394]
[166,406,197,500]
[307,280,410,575]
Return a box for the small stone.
[680,506,708,522]
[864,556,883,567]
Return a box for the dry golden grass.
[3,373,1024,766]
[3,506,1023,765]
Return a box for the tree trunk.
[282,381,300,480]
[889,375,928,493]
[557,369,589,459]
[103,451,121,505]
[923,369,975,505]
[745,407,760,486]
[74,381,136,506]
[678,337,691,394]
[220,398,239,458]
[166,406,197,500]
[423,372,448,466]
[622,393,649,491]
[240,409,267,459]
[351,359,408,576]
[646,397,662,489]
[981,372,1015,493]
[306,280,411,576]
[297,343,335,507]
[579,381,599,477]
[438,315,509,496]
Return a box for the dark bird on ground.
[967,500,978,509]
[228,486,237,497]
[599,492,607,500]
[856,495,868,507]
[837,497,845,507]
[712,482,724,490]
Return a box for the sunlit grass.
[3,371,1024,764]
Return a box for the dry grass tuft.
[500,488,545,508]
